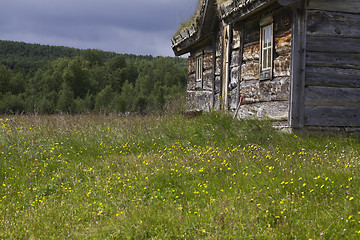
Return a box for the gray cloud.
[0,0,197,56]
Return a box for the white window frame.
[195,55,203,89]
[260,16,273,80]
[261,24,273,71]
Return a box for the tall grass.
[0,113,359,239]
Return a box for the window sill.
[259,70,272,81]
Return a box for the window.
[260,16,273,80]
[195,56,203,89]
[262,25,272,71]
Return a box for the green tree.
[119,81,135,112]
[0,93,25,114]
[57,82,74,113]
[81,49,105,67]
[106,55,126,72]
[95,85,115,113]
[0,65,12,94]
[9,72,26,95]
[62,58,90,99]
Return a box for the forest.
[0,40,187,114]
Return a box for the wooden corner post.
[289,0,307,128]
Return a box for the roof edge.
[172,0,296,56]
[172,0,210,56]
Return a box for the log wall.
[236,7,292,121]
[187,46,214,112]
[304,0,360,127]
[214,28,224,111]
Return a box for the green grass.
[0,113,359,239]
[174,0,241,37]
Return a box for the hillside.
[0,40,187,114]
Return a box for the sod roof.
[171,0,273,55]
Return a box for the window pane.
[196,59,198,80]
[264,27,268,44]
[264,28,268,45]
[263,29,266,46]
[268,27,272,45]
[263,50,268,69]
[261,24,273,71]
[196,57,202,81]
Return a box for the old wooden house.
[172,0,360,129]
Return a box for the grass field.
[0,113,359,239]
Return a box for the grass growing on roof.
[0,113,359,239]
[174,0,242,38]
[174,0,204,37]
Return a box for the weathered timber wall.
[187,46,214,112]
[307,0,360,14]
[228,27,242,110]
[304,0,360,127]
[239,18,260,107]
[214,27,224,111]
[236,6,292,121]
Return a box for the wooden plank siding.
[306,10,360,38]
[306,52,360,69]
[307,0,360,14]
[306,36,360,54]
[186,47,215,112]
[304,106,360,127]
[304,0,360,127]
[306,67,360,88]
[305,86,360,106]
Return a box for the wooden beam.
[305,105,360,126]
[305,67,360,88]
[307,10,360,38]
[305,86,360,106]
[306,52,360,69]
[306,36,360,54]
[277,0,301,6]
[289,0,306,128]
[212,33,217,109]
[308,0,360,14]
[236,26,245,107]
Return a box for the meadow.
[0,112,359,239]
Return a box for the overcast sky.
[0,0,197,56]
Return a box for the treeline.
[0,40,187,114]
